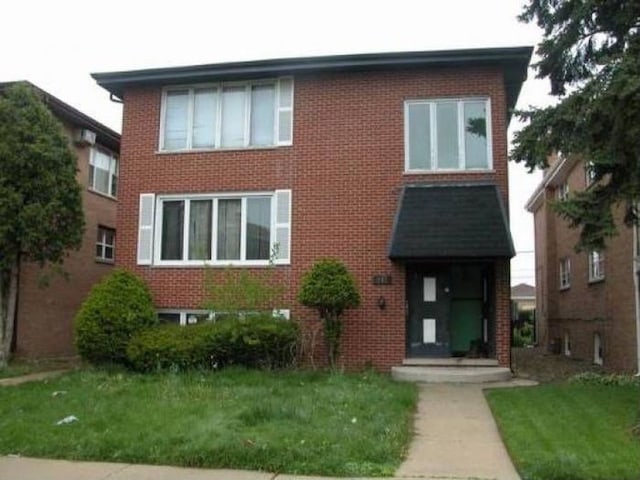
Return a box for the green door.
[450,299,483,354]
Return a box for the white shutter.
[137,193,155,265]
[273,189,291,264]
[277,78,294,145]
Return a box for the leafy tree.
[298,259,360,369]
[0,83,84,367]
[511,0,640,250]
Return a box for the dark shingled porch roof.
[389,183,515,259]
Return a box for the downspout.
[633,222,640,376]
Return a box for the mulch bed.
[511,346,604,383]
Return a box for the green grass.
[486,383,640,480]
[0,363,33,379]
[0,368,417,476]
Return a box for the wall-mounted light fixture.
[377,296,386,310]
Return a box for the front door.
[406,266,450,357]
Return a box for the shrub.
[569,372,640,386]
[126,314,299,372]
[298,259,360,368]
[75,269,156,365]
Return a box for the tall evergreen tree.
[0,83,84,366]
[512,0,640,250]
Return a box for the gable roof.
[0,81,120,153]
[92,46,532,122]
[511,283,535,299]
[389,183,515,259]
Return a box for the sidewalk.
[396,383,526,480]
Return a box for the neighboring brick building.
[93,47,531,370]
[526,155,640,372]
[1,82,120,358]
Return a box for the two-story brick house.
[526,154,640,372]
[0,82,120,358]
[92,47,531,371]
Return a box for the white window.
[157,310,214,326]
[585,161,596,187]
[559,257,571,289]
[96,226,115,262]
[160,78,294,151]
[588,250,605,282]
[593,332,603,365]
[405,98,492,172]
[140,190,291,267]
[157,309,290,326]
[556,182,569,201]
[89,148,118,197]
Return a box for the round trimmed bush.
[74,268,156,365]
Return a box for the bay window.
[405,98,491,171]
[161,78,293,151]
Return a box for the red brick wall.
[15,122,117,358]
[118,67,512,370]
[536,159,638,371]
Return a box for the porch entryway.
[406,262,494,360]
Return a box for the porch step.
[391,366,512,384]
[402,358,499,367]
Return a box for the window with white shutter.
[137,194,155,265]
[273,189,291,264]
[147,190,291,266]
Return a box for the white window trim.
[96,226,115,263]
[556,182,569,201]
[585,161,596,187]
[404,97,493,173]
[564,331,571,356]
[89,147,118,198]
[588,250,605,282]
[559,257,571,290]
[153,190,281,267]
[158,308,291,326]
[593,332,603,365]
[159,77,293,152]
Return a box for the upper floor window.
[405,98,492,172]
[556,182,569,201]
[89,148,118,198]
[588,250,605,282]
[559,257,571,289]
[160,78,293,151]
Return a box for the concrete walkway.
[396,383,527,480]
[0,370,69,387]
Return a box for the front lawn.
[486,383,640,480]
[0,368,417,476]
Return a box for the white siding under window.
[160,77,293,151]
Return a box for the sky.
[1,0,552,285]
